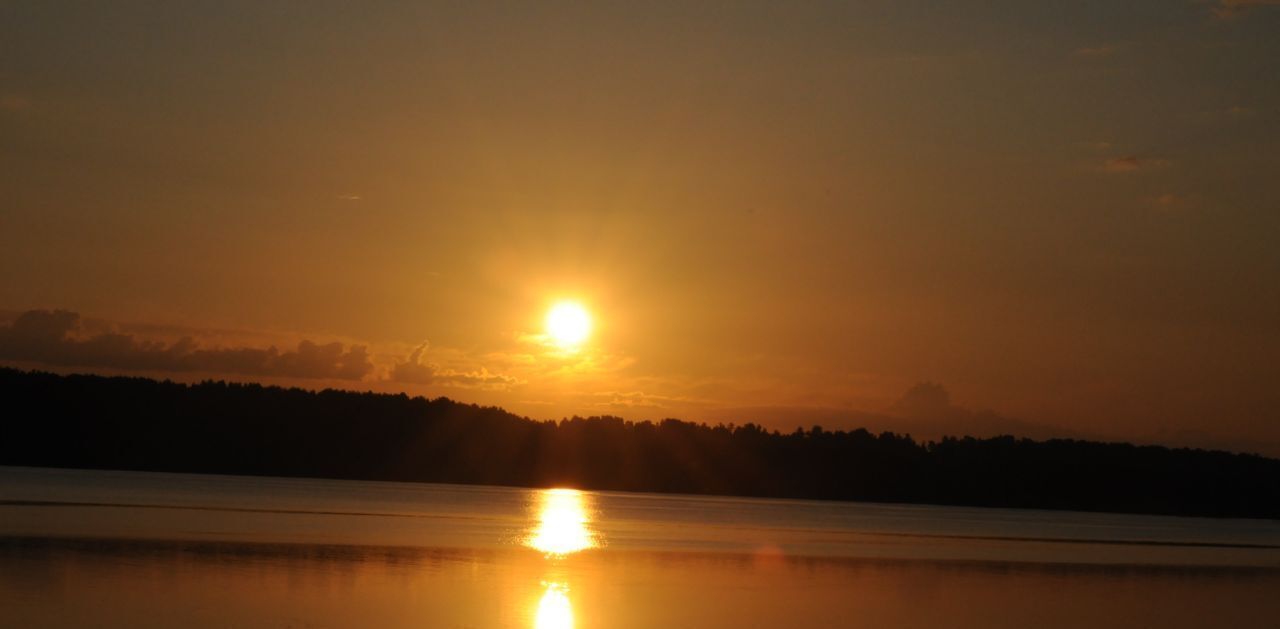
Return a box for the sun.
[546,301,592,349]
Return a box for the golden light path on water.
[525,488,598,629]
[535,582,574,629]
[527,488,597,556]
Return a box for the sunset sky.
[2,1,1278,453]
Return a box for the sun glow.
[545,301,592,349]
[526,488,596,556]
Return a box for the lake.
[2,466,1279,628]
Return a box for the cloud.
[1213,0,1280,18]
[0,309,373,380]
[1103,156,1141,172]
[390,342,434,383]
[1072,44,1119,59]
[884,382,1089,441]
[0,95,32,111]
[1102,155,1170,173]
[585,390,690,410]
[389,342,521,389]
[433,367,522,388]
[705,382,1084,442]
[888,381,952,417]
[1149,193,1184,210]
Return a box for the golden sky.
[2,1,1279,453]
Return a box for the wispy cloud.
[585,390,690,411]
[1072,44,1119,59]
[1146,192,1199,212]
[1213,0,1280,18]
[1074,140,1113,153]
[0,95,32,111]
[1103,156,1141,172]
[1102,155,1170,173]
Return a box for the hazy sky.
[2,1,1278,452]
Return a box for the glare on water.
[534,582,574,629]
[524,489,597,628]
[526,488,597,556]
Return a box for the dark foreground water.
[2,466,1279,628]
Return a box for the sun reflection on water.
[534,582,574,629]
[526,488,597,556]
[525,489,596,629]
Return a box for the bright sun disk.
[546,302,592,348]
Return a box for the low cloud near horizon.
[390,342,523,389]
[0,309,374,380]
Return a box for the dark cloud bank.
[0,310,373,380]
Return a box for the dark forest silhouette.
[2,368,1277,519]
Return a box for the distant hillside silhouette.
[2,368,1277,519]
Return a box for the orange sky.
[2,2,1279,454]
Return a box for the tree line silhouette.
[2,367,1276,519]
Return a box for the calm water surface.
[2,466,1279,628]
